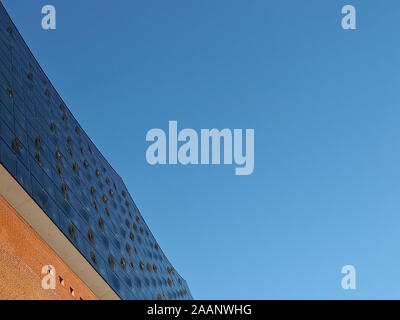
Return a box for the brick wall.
[0,195,98,300]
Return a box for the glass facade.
[0,2,191,300]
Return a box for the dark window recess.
[44,89,50,97]
[108,254,115,268]
[98,218,104,230]
[61,182,68,196]
[129,232,135,242]
[120,257,126,270]
[75,126,80,134]
[84,160,89,168]
[35,136,41,147]
[90,186,96,196]
[34,152,41,164]
[68,148,73,156]
[59,276,65,286]
[122,191,126,198]
[129,259,135,270]
[93,201,98,211]
[62,113,67,121]
[56,165,62,176]
[125,219,130,228]
[125,201,130,208]
[102,194,108,203]
[68,223,76,239]
[153,264,158,273]
[55,150,62,160]
[27,72,33,80]
[105,208,110,216]
[146,263,152,272]
[11,138,19,151]
[90,251,97,265]
[125,243,131,254]
[139,227,144,235]
[73,162,79,172]
[88,230,94,244]
[105,177,110,185]
[50,122,56,132]
[60,104,65,111]
[95,169,100,177]
[67,136,72,144]
[139,261,145,271]
[6,88,13,99]
[136,216,140,223]
[109,189,114,197]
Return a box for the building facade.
[0,2,192,300]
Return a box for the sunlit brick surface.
[0,195,98,300]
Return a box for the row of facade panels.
[0,2,192,300]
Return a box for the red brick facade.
[0,195,98,300]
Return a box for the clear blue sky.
[3,0,400,299]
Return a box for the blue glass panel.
[0,2,192,300]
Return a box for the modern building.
[0,2,192,300]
